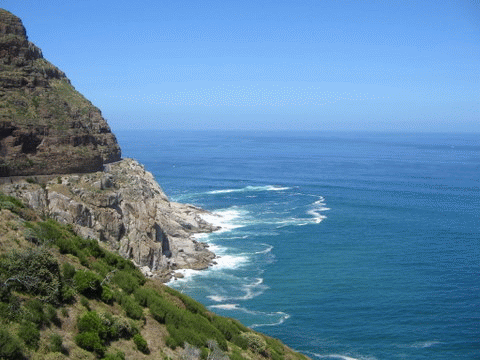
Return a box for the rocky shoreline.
[0,158,219,282]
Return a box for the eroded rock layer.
[0,9,121,176]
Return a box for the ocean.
[115,130,479,360]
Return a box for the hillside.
[0,9,121,176]
[0,192,309,360]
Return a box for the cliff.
[0,9,216,279]
[0,9,121,176]
[0,159,218,280]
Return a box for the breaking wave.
[207,185,291,194]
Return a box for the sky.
[2,0,479,132]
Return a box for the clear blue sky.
[2,0,479,132]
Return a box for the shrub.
[49,333,63,353]
[24,299,48,327]
[61,285,76,303]
[0,328,23,359]
[45,303,61,326]
[75,331,105,356]
[211,316,241,340]
[133,333,149,354]
[61,262,76,280]
[149,295,179,324]
[176,292,208,316]
[103,350,126,360]
[112,270,141,294]
[90,260,109,277]
[18,321,40,349]
[230,349,247,360]
[232,334,249,350]
[133,287,157,307]
[60,307,69,317]
[80,296,90,310]
[73,270,102,298]
[77,311,103,334]
[0,247,62,304]
[237,333,266,353]
[119,294,143,320]
[101,285,114,304]
[110,316,137,339]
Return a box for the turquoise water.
[116,130,480,360]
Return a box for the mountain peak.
[0,9,27,38]
[0,9,121,177]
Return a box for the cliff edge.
[0,9,121,176]
[0,9,217,280]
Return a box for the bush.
[77,311,104,335]
[232,334,249,350]
[18,321,40,349]
[236,333,266,353]
[102,350,126,360]
[61,285,76,303]
[112,270,141,294]
[110,316,137,339]
[0,328,23,359]
[230,349,247,360]
[45,303,61,326]
[211,316,241,340]
[133,333,149,354]
[73,270,102,298]
[101,285,114,304]
[61,262,76,280]
[119,294,143,320]
[24,299,48,327]
[0,247,62,304]
[133,287,157,307]
[49,333,63,353]
[75,331,105,357]
[90,260,109,277]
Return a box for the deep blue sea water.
[115,130,480,360]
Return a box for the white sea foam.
[208,304,291,328]
[207,185,291,195]
[210,303,241,310]
[312,355,363,360]
[199,207,248,233]
[254,244,273,254]
[307,209,327,223]
[213,254,249,270]
[250,312,291,328]
[207,295,229,302]
[409,341,441,348]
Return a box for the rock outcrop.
[0,9,121,176]
[0,158,218,280]
[0,9,218,281]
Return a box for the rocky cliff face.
[0,9,218,280]
[0,9,121,176]
[0,158,218,280]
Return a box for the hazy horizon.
[2,0,479,132]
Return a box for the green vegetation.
[0,192,307,360]
[133,333,149,354]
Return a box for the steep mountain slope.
[0,9,121,176]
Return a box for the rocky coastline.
[0,9,221,282]
[0,158,219,282]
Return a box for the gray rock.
[0,158,217,281]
